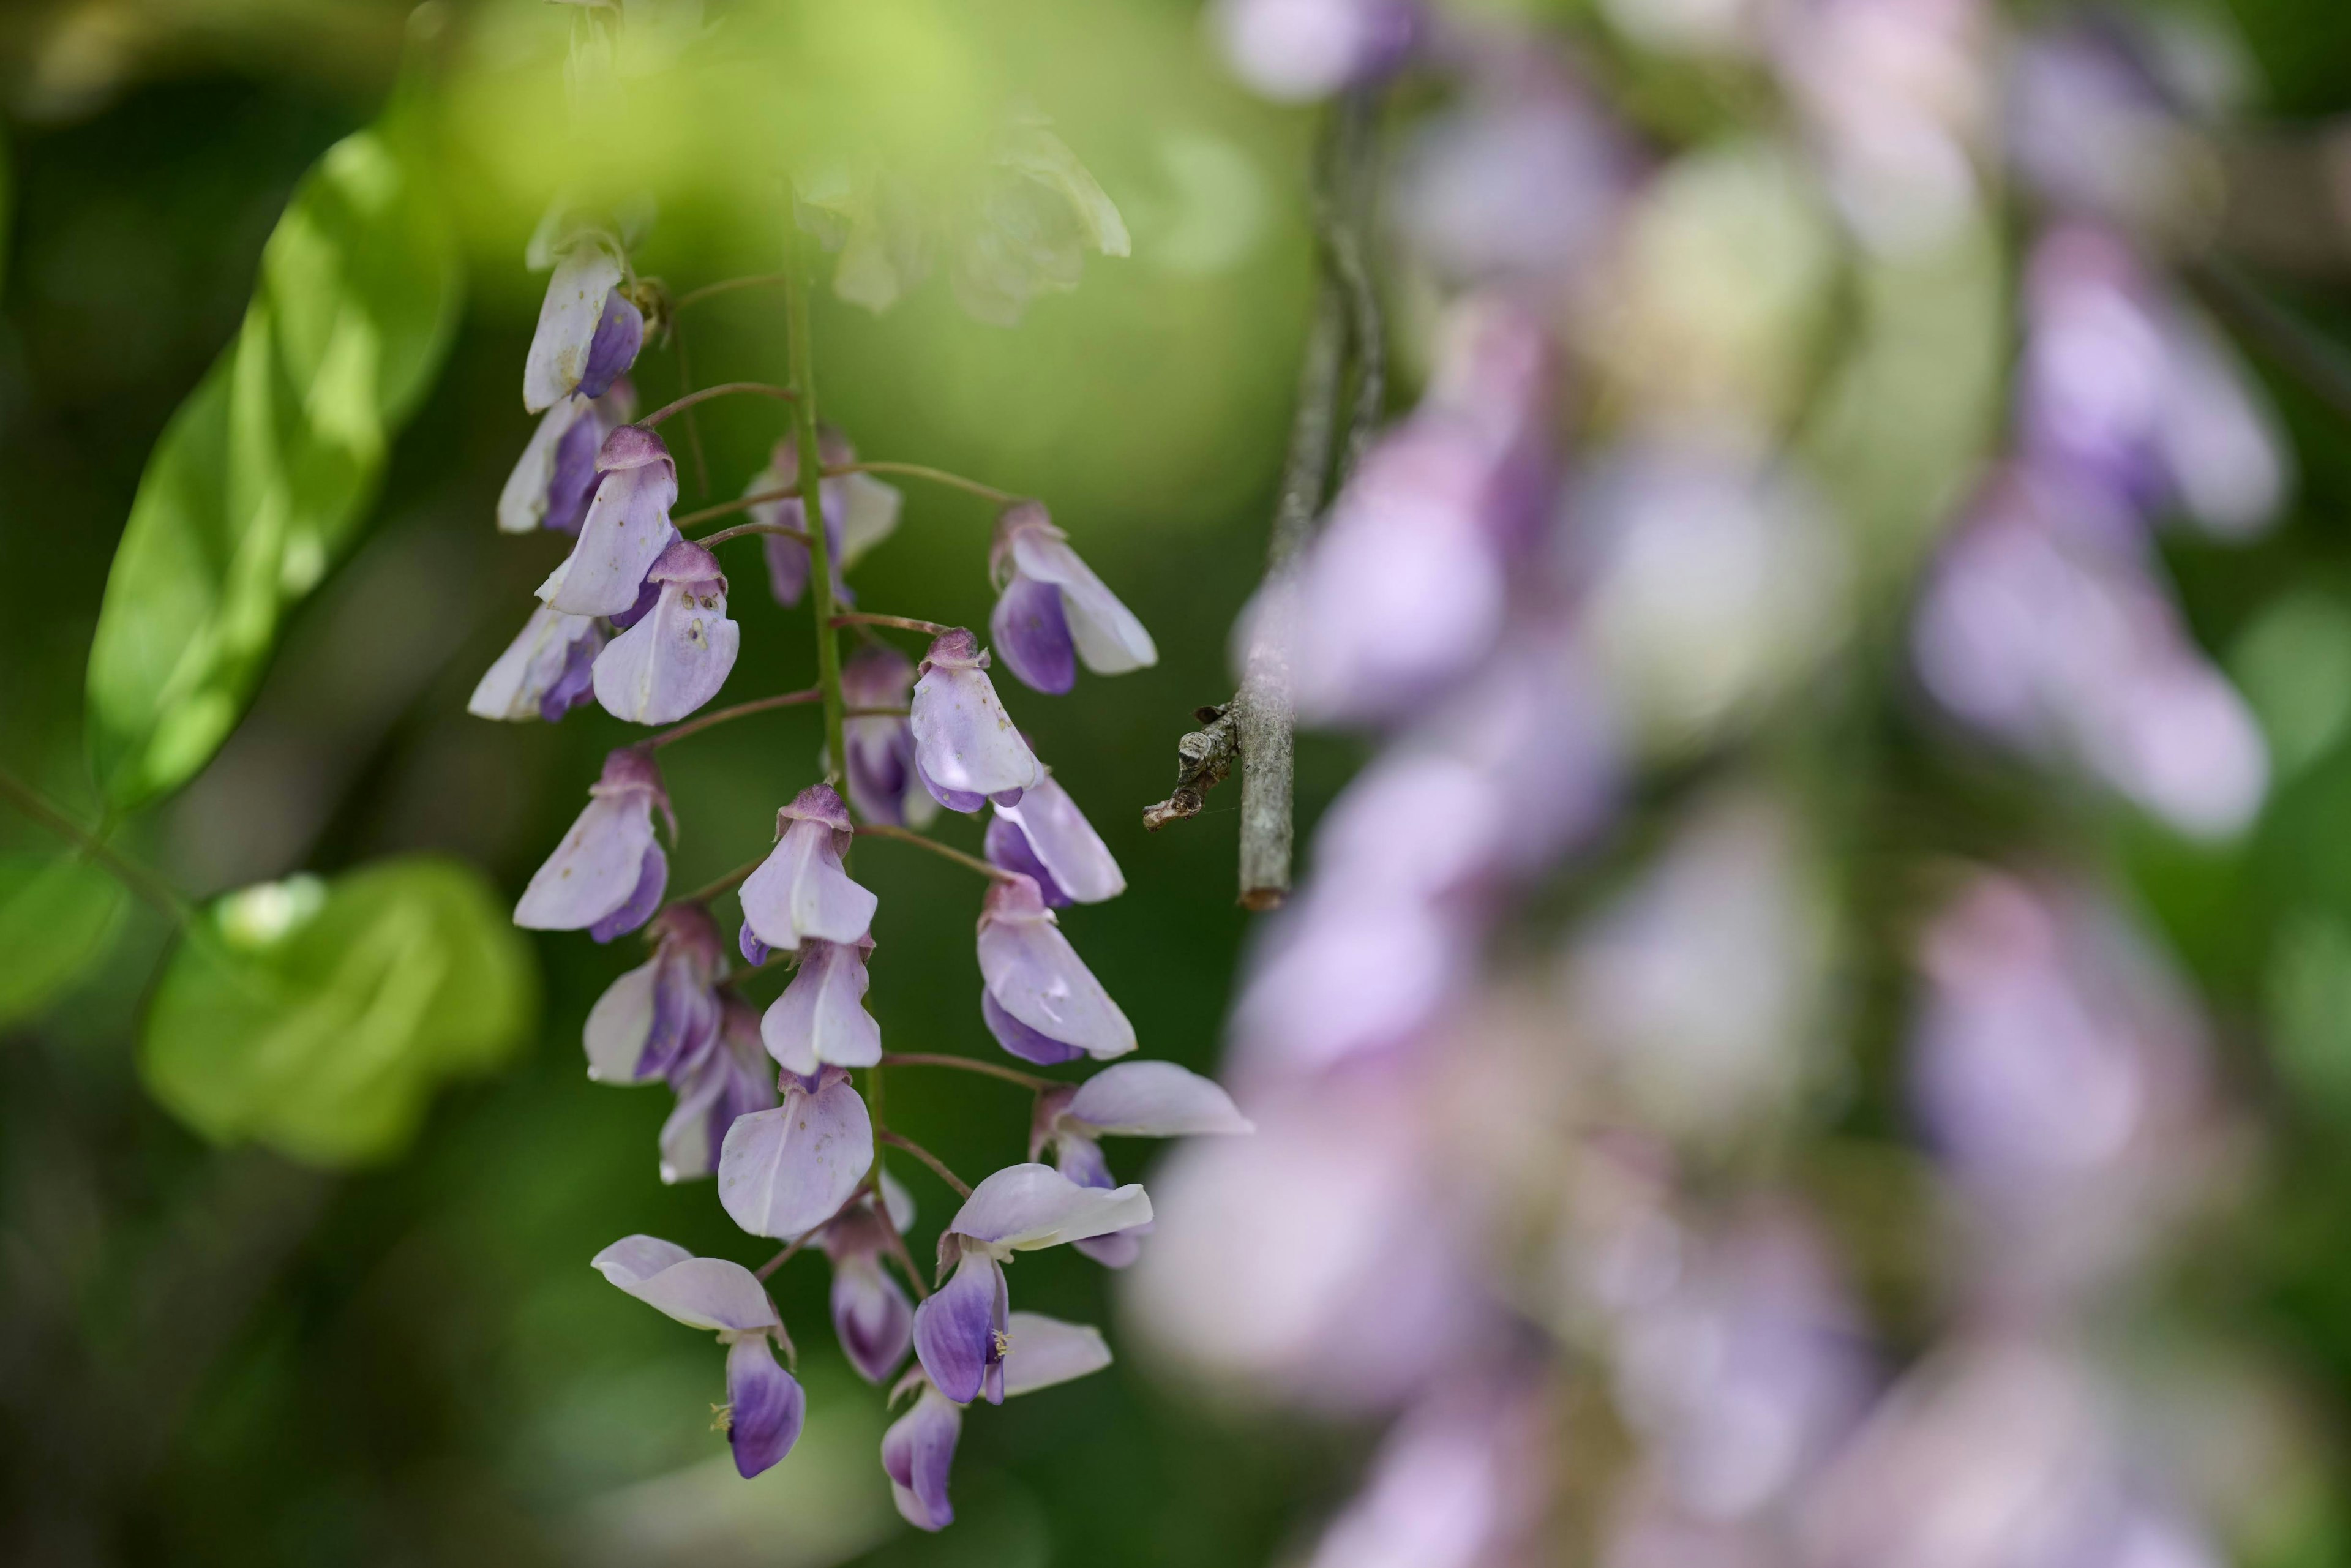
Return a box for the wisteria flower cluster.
[467,20,1239,1524]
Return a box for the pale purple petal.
[1066,1060,1253,1138]
[467,602,606,722]
[542,383,632,537]
[916,756,991,816]
[976,876,1136,1060]
[540,628,601,721]
[738,923,770,967]
[912,1248,1007,1405]
[1054,1129,1114,1189]
[525,244,624,412]
[984,814,1068,906]
[990,775,1124,904]
[738,817,879,952]
[544,428,680,617]
[583,961,659,1084]
[515,790,658,931]
[760,939,883,1075]
[578,288,645,401]
[498,396,594,535]
[725,1335,805,1478]
[591,544,740,723]
[842,645,921,825]
[830,1249,914,1385]
[839,473,903,563]
[947,1161,1152,1251]
[981,989,1086,1065]
[762,528,814,607]
[1073,1230,1145,1269]
[1000,1312,1112,1395]
[659,998,779,1185]
[882,1387,962,1530]
[592,1240,779,1334]
[991,575,1077,694]
[1214,0,1420,102]
[910,632,1042,809]
[1006,519,1157,675]
[587,840,666,943]
[717,1071,876,1239]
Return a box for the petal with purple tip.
[591,571,740,723]
[1065,1060,1254,1138]
[738,819,879,952]
[578,288,645,401]
[761,939,883,1075]
[717,1074,876,1239]
[990,575,1078,694]
[516,790,658,931]
[981,989,1086,1065]
[1007,522,1157,675]
[725,1335,805,1478]
[909,641,1041,810]
[912,1249,1007,1405]
[468,602,606,722]
[830,1251,914,1385]
[525,244,624,412]
[975,877,1136,1060]
[544,442,680,617]
[947,1162,1152,1252]
[587,840,666,943]
[592,1239,779,1334]
[1000,1312,1113,1395]
[499,396,594,534]
[882,1387,962,1531]
[984,813,1069,906]
[991,775,1124,904]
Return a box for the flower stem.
[879,1052,1051,1091]
[879,1129,972,1199]
[638,381,798,429]
[784,231,852,798]
[829,612,950,637]
[648,688,823,749]
[677,486,801,531]
[664,855,763,913]
[0,765,188,923]
[754,1173,872,1280]
[693,518,814,550]
[854,823,1019,883]
[673,271,793,311]
[848,462,1018,506]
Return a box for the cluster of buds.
[467,28,1244,1521]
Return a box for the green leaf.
[0,852,128,1027]
[2267,910,2351,1120]
[84,110,460,812]
[140,857,538,1168]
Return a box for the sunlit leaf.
[141,857,537,1168]
[0,852,128,1027]
[84,108,460,812]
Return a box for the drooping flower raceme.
[500,381,636,536]
[542,424,680,618]
[592,538,739,724]
[975,874,1136,1065]
[1031,1060,1252,1266]
[591,1236,804,1479]
[885,1313,1114,1531]
[840,643,933,828]
[909,629,1042,812]
[661,995,779,1185]
[514,746,674,941]
[987,501,1157,694]
[717,1065,875,1240]
[1212,0,1422,105]
[525,240,645,413]
[583,901,726,1086]
[912,1163,1149,1405]
[761,935,882,1076]
[738,784,878,962]
[983,771,1123,906]
[744,427,903,608]
[467,602,605,723]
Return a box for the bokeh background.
[10,0,2351,1564]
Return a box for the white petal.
[1065,1060,1253,1138]
[948,1162,1152,1251]
[839,475,904,567]
[499,397,591,533]
[910,666,1042,800]
[525,245,624,413]
[468,603,594,721]
[592,1237,779,1334]
[547,463,680,617]
[994,775,1125,903]
[1010,528,1156,674]
[1001,1312,1112,1396]
[591,579,739,724]
[514,792,655,929]
[583,958,659,1082]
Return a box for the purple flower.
[840,644,933,828]
[583,902,726,1086]
[467,603,606,723]
[738,784,879,955]
[821,1184,917,1384]
[525,242,644,413]
[1302,1382,1551,1568]
[760,936,882,1076]
[659,996,779,1185]
[717,1065,875,1239]
[499,381,636,536]
[884,1314,1112,1530]
[1212,0,1420,103]
[912,1163,1147,1403]
[976,874,1136,1065]
[984,772,1123,906]
[589,1236,803,1479]
[591,539,740,724]
[745,428,903,608]
[987,502,1157,694]
[909,629,1043,812]
[1030,1060,1252,1267]
[541,424,680,618]
[514,747,674,942]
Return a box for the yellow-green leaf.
[0,852,128,1027]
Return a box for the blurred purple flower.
[743,427,903,608]
[841,643,933,828]
[1303,1381,1551,1568]
[822,1182,917,1384]
[1212,0,1420,103]
[514,746,674,941]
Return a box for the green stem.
[675,271,793,311]
[694,519,813,550]
[849,462,1019,506]
[0,766,188,923]
[784,233,851,798]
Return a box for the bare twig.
[1142,703,1243,831]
